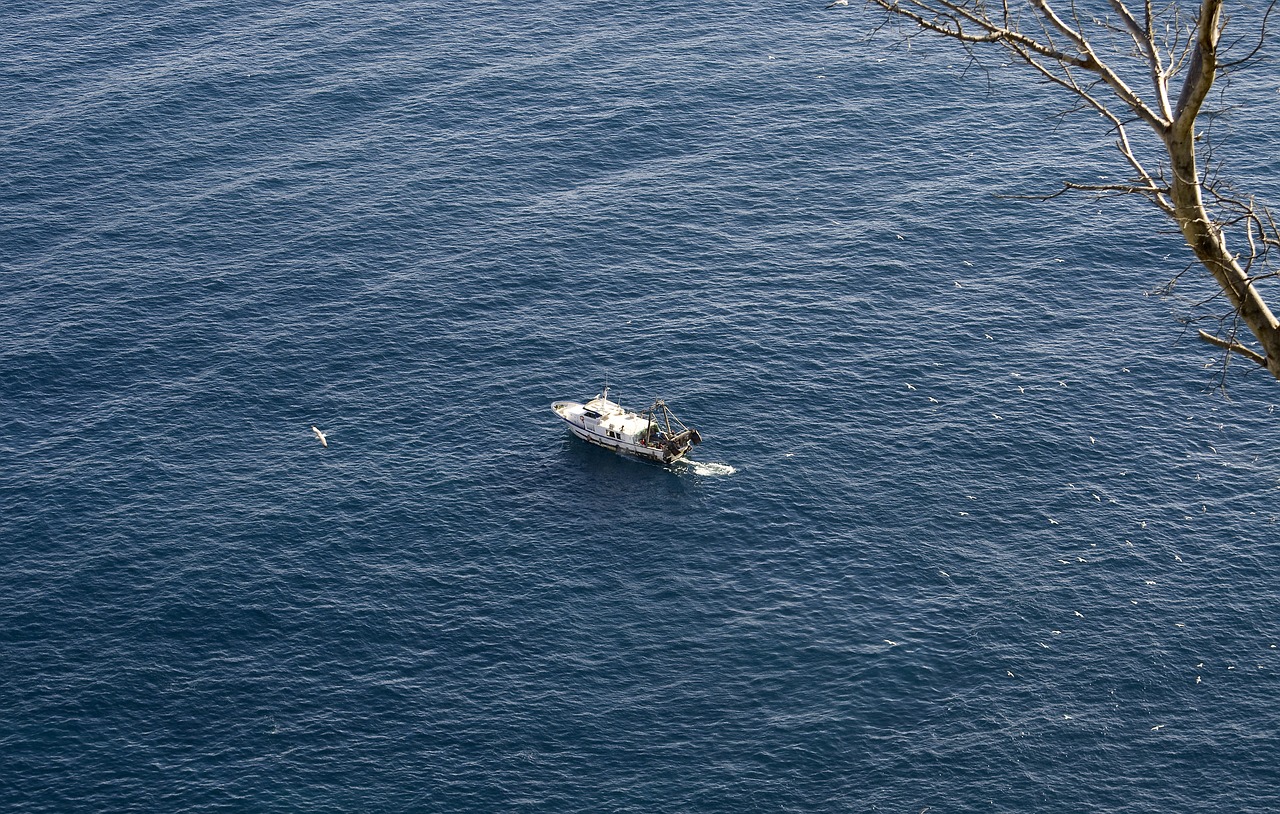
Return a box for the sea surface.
[3,2,1280,812]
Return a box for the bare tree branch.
[850,0,1280,381]
[1198,328,1268,365]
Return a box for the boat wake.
[684,460,736,476]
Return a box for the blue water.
[4,2,1280,812]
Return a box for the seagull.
[906,383,916,390]
[884,639,898,646]
[1174,554,1183,562]
[939,570,949,577]
[984,333,994,340]
[1018,386,1025,394]
[1048,517,1060,525]
[1007,670,1015,677]
[826,0,849,6]
[1089,436,1096,444]
[1196,676,1201,684]
[1074,611,1084,618]
[928,396,939,403]
[1151,724,1164,731]
[311,425,328,447]
[992,413,1002,420]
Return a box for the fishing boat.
[552,389,703,464]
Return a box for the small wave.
[687,461,736,476]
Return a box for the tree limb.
[1197,329,1268,367]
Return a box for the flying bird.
[311,425,328,447]
[827,0,849,6]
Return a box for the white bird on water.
[311,425,328,447]
[826,0,849,6]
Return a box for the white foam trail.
[687,461,736,476]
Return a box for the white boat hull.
[552,396,696,464]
